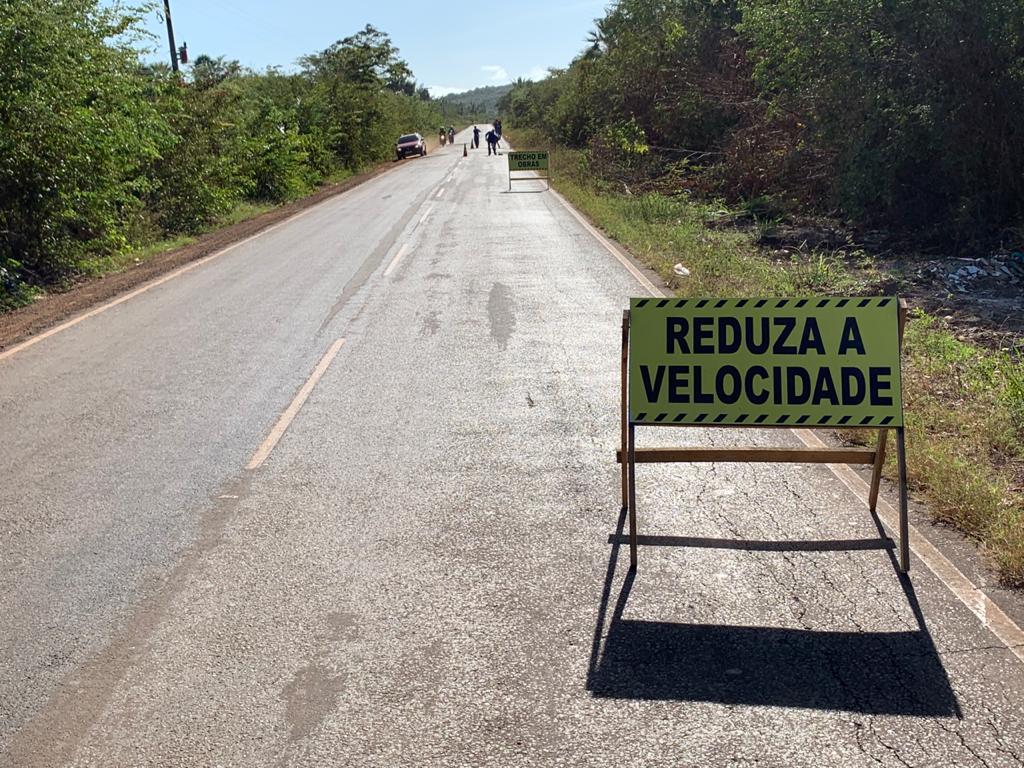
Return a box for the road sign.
[508,151,550,190]
[628,297,903,427]
[617,297,911,573]
[508,151,549,171]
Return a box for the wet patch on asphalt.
[487,282,516,350]
[419,308,441,337]
[324,611,361,642]
[282,663,347,742]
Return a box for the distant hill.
[437,84,514,118]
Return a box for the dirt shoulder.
[0,153,423,352]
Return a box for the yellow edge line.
[246,338,346,470]
[552,187,1024,664]
[383,243,411,277]
[549,189,661,296]
[0,161,411,365]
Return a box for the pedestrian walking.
[486,130,498,156]
[472,125,481,149]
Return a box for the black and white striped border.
[633,297,893,310]
[632,413,898,426]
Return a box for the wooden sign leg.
[627,422,638,570]
[869,429,888,512]
[896,427,910,573]
[620,311,629,512]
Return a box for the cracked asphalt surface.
[1,126,1023,766]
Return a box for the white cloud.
[527,66,550,81]
[481,64,511,83]
[427,85,465,97]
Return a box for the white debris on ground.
[927,252,1024,293]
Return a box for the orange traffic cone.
[463,143,468,157]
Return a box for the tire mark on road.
[316,183,437,333]
[3,474,253,767]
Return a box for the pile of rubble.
[919,252,1024,293]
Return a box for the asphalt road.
[2,127,1023,767]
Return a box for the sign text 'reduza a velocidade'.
[639,314,893,407]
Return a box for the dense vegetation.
[500,0,1024,247]
[438,84,513,120]
[0,0,443,308]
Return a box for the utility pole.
[163,0,179,73]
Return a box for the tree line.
[500,0,1024,248]
[0,0,444,308]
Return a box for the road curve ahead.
[2,127,1023,767]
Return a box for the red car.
[396,133,427,160]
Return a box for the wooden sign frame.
[616,299,910,573]
[507,151,551,191]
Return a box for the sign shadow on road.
[585,508,960,717]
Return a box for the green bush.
[502,0,1024,243]
[245,127,313,203]
[0,0,166,284]
[0,11,445,306]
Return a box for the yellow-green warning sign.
[628,297,903,427]
[508,151,549,171]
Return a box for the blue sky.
[139,0,610,95]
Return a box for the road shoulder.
[0,158,416,352]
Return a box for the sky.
[140,0,611,95]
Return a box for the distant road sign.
[628,297,903,427]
